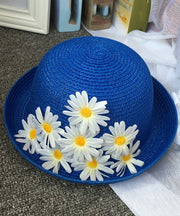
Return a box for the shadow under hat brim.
[4,66,178,185]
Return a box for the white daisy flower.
[39,144,72,174]
[102,121,139,157]
[111,140,144,177]
[15,114,41,154]
[59,125,103,162]
[35,106,64,148]
[63,91,110,134]
[71,150,114,181]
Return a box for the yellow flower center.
[115,136,126,145]
[75,136,86,146]
[53,150,62,160]
[80,107,92,118]
[88,159,98,168]
[29,129,36,140]
[122,154,131,162]
[43,123,52,133]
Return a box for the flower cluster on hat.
[59,125,103,162]
[15,91,144,181]
[15,106,64,152]
[102,121,144,177]
[71,150,114,181]
[15,114,41,154]
[35,106,64,148]
[102,121,139,158]
[110,141,144,176]
[63,91,110,135]
[39,143,72,174]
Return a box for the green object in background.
[129,0,151,33]
[114,0,151,33]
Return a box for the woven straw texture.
[30,36,153,143]
[0,26,134,216]
[4,34,177,184]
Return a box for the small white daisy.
[72,150,114,181]
[102,121,139,157]
[15,114,41,154]
[111,140,144,177]
[63,91,110,134]
[35,106,64,148]
[39,144,72,174]
[59,125,103,162]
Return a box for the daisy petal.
[39,156,52,161]
[23,142,30,151]
[49,134,55,148]
[116,162,125,173]
[132,149,141,157]
[99,165,114,174]
[80,168,90,181]
[127,162,137,174]
[35,107,43,123]
[109,126,116,136]
[65,105,74,112]
[96,170,104,181]
[61,159,72,173]
[69,94,77,103]
[119,121,125,134]
[22,119,29,130]
[131,140,140,153]
[52,163,60,174]
[131,158,144,167]
[45,106,51,119]
[96,119,108,127]
[69,116,82,125]
[80,120,88,134]
[93,101,107,110]
[42,160,56,170]
[88,97,97,107]
[67,100,79,110]
[63,110,75,116]
[82,91,88,106]
[90,171,96,181]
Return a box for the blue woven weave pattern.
[29,37,153,145]
[4,36,178,184]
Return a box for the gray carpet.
[0,25,134,216]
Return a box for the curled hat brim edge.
[4,66,178,185]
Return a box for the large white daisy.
[63,91,110,134]
[102,121,139,157]
[111,140,144,177]
[71,150,114,181]
[35,106,64,148]
[15,114,41,154]
[39,144,72,174]
[59,125,103,162]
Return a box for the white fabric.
[111,173,180,216]
[110,142,180,216]
[149,0,180,37]
[124,29,176,67]
[162,0,180,36]
[84,2,180,214]
[172,91,180,145]
[175,28,180,78]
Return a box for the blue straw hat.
[4,36,178,184]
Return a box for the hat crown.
[29,37,153,143]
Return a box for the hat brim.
[4,66,178,185]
